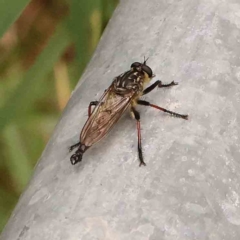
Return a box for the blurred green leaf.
[65,0,102,76]
[0,66,23,108]
[0,26,71,131]
[0,0,119,233]
[0,188,16,231]
[3,124,31,192]
[18,112,58,162]
[0,0,31,38]
[102,0,118,27]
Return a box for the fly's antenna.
[143,56,149,65]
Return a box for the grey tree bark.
[1,0,240,239]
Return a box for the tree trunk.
[1,0,240,239]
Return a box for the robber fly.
[69,58,188,166]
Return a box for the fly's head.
[113,58,154,95]
[131,60,153,79]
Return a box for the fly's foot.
[169,81,178,86]
[158,80,178,88]
[69,142,81,152]
[139,161,146,167]
[69,146,75,152]
[173,113,188,120]
[70,152,83,165]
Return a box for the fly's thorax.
[112,70,145,95]
[143,72,151,86]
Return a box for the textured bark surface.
[1,0,240,239]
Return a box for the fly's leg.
[69,142,81,152]
[88,101,99,117]
[69,101,98,153]
[142,80,178,95]
[137,100,188,120]
[69,101,98,161]
[159,81,178,88]
[131,106,146,167]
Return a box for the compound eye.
[131,62,141,68]
[142,65,153,77]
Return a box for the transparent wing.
[80,89,133,147]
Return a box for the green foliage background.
[0,0,118,233]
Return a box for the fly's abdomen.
[80,93,131,147]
